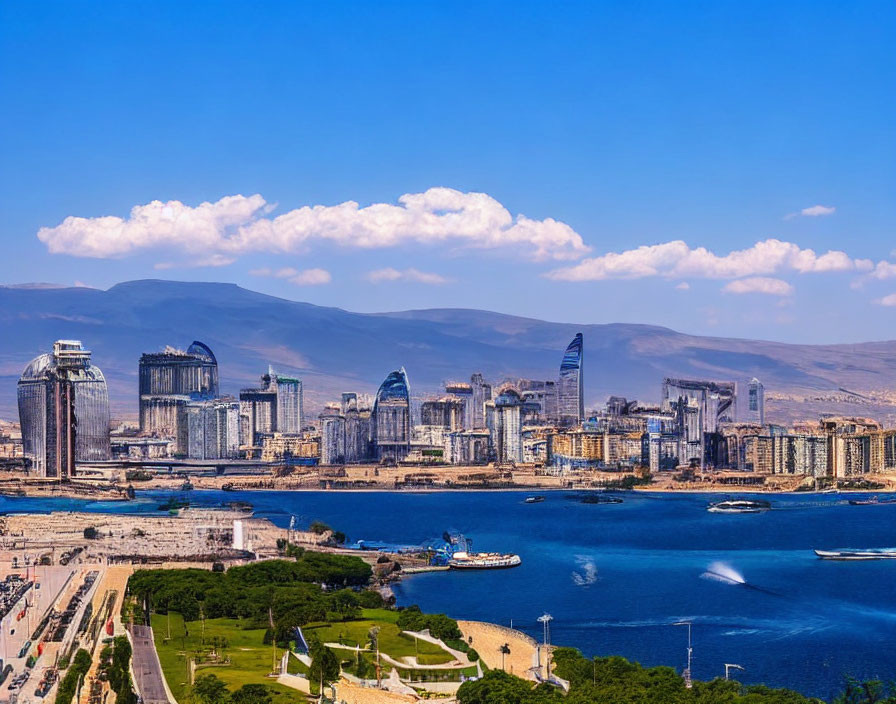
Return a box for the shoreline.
[1,478,896,501]
[1,464,895,500]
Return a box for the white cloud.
[784,204,836,220]
[866,261,896,280]
[250,266,331,285]
[37,188,590,263]
[722,277,794,296]
[290,268,331,286]
[366,268,452,285]
[675,282,690,290]
[800,205,836,217]
[875,294,896,307]
[546,238,869,282]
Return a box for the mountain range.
[1,279,895,424]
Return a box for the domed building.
[17,340,110,477]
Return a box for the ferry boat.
[448,551,522,569]
[524,496,545,504]
[815,548,896,560]
[848,496,896,506]
[707,499,771,514]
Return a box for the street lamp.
[672,621,693,689]
[537,613,553,681]
[725,663,745,681]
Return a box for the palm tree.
[500,643,511,671]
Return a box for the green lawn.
[303,610,453,665]
[150,613,306,703]
[151,608,459,702]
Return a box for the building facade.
[139,341,218,436]
[373,368,412,463]
[747,378,765,425]
[18,340,110,477]
[558,333,584,426]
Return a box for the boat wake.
[571,556,599,586]
[701,561,746,586]
[701,561,781,596]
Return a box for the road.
[128,624,172,704]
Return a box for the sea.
[3,488,895,699]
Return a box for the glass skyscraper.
[558,333,584,426]
[748,377,765,426]
[373,367,412,463]
[17,340,110,477]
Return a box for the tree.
[231,684,272,704]
[457,670,557,704]
[309,520,331,535]
[83,526,98,539]
[500,643,511,671]
[193,673,231,704]
[332,589,360,620]
[309,643,340,693]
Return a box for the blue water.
[3,489,895,699]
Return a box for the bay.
[2,489,894,699]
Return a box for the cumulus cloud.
[865,261,896,280]
[800,205,836,217]
[875,294,896,307]
[545,238,870,282]
[291,268,332,285]
[675,282,690,290]
[784,204,836,220]
[784,205,837,220]
[37,188,590,263]
[366,268,452,285]
[722,277,794,296]
[250,266,331,285]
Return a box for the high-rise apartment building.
[662,377,737,468]
[748,378,765,426]
[421,397,466,431]
[320,407,346,465]
[176,399,240,459]
[274,372,303,434]
[239,368,304,445]
[558,333,584,426]
[139,341,218,436]
[489,387,524,464]
[18,340,110,477]
[470,373,492,429]
[373,367,412,463]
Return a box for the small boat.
[848,496,896,506]
[524,496,545,504]
[581,495,623,505]
[708,499,771,514]
[815,548,896,560]
[448,551,522,569]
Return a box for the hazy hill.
[1,279,895,423]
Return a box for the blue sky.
[1,1,894,343]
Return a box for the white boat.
[815,548,896,560]
[448,551,522,569]
[707,499,771,514]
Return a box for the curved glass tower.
[558,333,584,426]
[17,340,110,477]
[373,367,412,463]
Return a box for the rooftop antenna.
[673,621,693,688]
[538,613,553,681]
[725,663,745,681]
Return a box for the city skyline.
[2,2,895,344]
